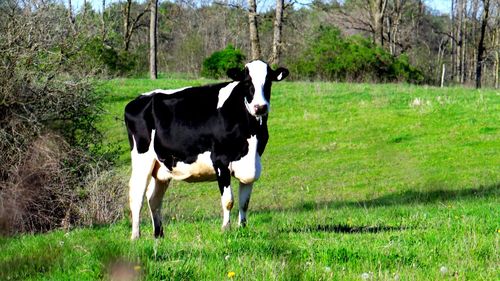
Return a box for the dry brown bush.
[0,0,125,235]
[78,169,128,226]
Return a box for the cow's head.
[227,60,289,117]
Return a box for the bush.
[289,26,425,83]
[0,2,121,235]
[78,169,128,226]
[81,37,137,75]
[201,45,246,79]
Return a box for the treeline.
[61,0,499,87]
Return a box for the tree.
[476,0,490,88]
[367,0,388,46]
[247,0,261,59]
[150,0,158,79]
[122,0,150,51]
[270,0,284,65]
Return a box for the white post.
[441,63,446,88]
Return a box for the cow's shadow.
[258,182,498,234]
[281,223,407,234]
[263,182,499,214]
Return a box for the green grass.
[1,80,499,280]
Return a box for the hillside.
[1,80,499,280]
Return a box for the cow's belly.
[153,137,261,184]
[154,151,217,182]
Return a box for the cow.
[124,60,289,239]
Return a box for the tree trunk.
[67,0,76,34]
[495,26,499,89]
[123,0,132,51]
[456,0,463,83]
[460,0,467,84]
[441,63,446,88]
[101,0,106,41]
[451,0,456,82]
[270,0,284,65]
[149,0,158,80]
[367,0,387,46]
[247,0,261,60]
[476,0,490,88]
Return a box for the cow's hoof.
[222,223,231,232]
[154,227,164,239]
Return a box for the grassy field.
[1,79,499,280]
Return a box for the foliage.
[289,27,425,83]
[0,1,120,235]
[0,79,499,279]
[201,45,246,79]
[81,37,137,75]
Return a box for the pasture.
[1,80,499,280]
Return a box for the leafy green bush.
[82,37,137,75]
[201,45,246,79]
[289,26,425,83]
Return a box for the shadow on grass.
[282,223,407,234]
[264,182,500,214]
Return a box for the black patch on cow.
[124,82,268,171]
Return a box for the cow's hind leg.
[129,152,155,240]
[146,177,169,238]
[238,183,253,227]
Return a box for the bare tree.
[270,0,284,65]
[123,0,150,51]
[367,0,388,46]
[101,0,106,41]
[247,0,261,59]
[476,0,490,88]
[67,0,76,34]
[150,0,158,79]
[495,22,499,89]
[386,0,405,55]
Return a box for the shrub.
[201,45,246,79]
[81,37,137,75]
[0,2,121,235]
[288,26,426,83]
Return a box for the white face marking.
[142,87,191,96]
[246,61,270,116]
[277,72,283,81]
[217,82,239,109]
[230,135,261,184]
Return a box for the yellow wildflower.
[227,271,236,278]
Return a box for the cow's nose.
[254,104,268,115]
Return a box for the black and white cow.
[124,60,289,239]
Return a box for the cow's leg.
[129,152,155,240]
[146,178,169,238]
[214,162,233,230]
[238,182,253,227]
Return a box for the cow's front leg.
[238,182,253,227]
[214,163,233,230]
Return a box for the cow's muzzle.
[254,104,268,116]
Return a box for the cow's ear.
[227,68,245,81]
[272,67,289,81]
